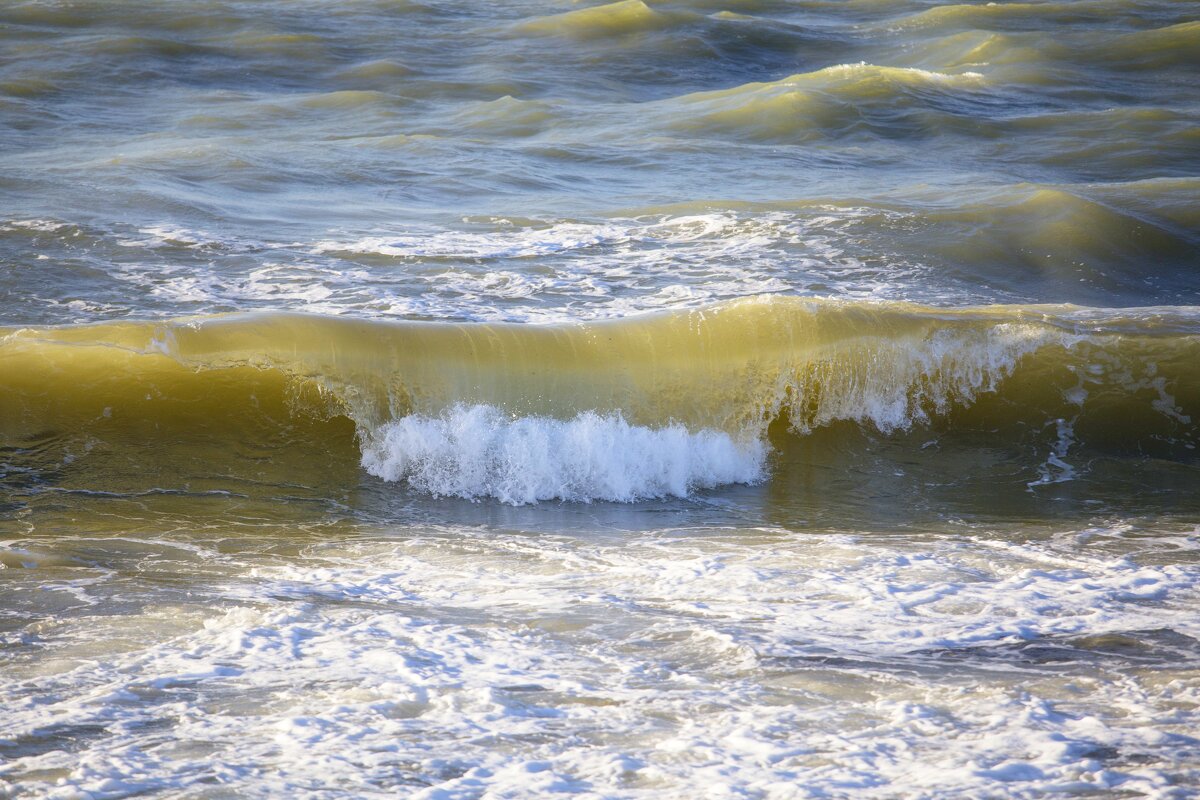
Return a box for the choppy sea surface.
[2,1,1199,797]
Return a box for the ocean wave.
[895,185,1200,296]
[514,0,682,39]
[451,95,563,138]
[1109,21,1200,69]
[661,63,987,142]
[2,297,1197,503]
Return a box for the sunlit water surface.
[2,0,1199,797]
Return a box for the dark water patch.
[0,723,113,761]
[920,628,1200,670]
[760,629,1200,683]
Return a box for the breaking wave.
[2,296,1197,503]
[361,405,766,504]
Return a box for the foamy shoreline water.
[4,524,1199,798]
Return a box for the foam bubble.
[360,405,766,504]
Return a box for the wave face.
[3,297,1197,504]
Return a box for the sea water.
[2,1,1199,797]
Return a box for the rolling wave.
[661,63,987,142]
[3,297,1197,502]
[514,0,681,38]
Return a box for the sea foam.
[360,404,766,504]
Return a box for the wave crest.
[664,64,985,142]
[361,405,766,504]
[514,0,676,38]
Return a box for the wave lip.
[361,404,767,504]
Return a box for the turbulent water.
[2,1,1200,797]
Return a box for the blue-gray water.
[2,1,1199,797]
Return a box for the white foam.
[27,209,959,324]
[360,405,766,504]
[787,322,1070,434]
[3,218,70,232]
[312,220,632,260]
[823,62,986,83]
[299,209,932,323]
[4,526,1198,798]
